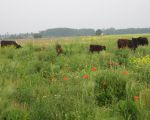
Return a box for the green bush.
[94,70,128,106]
[114,49,130,66]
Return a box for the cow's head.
[102,46,106,50]
[16,44,22,48]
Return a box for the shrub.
[94,70,128,106]
[114,49,130,66]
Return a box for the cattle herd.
[0,37,149,55]
[118,37,148,50]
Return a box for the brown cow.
[1,40,21,48]
[89,44,106,53]
[56,43,63,56]
[117,39,137,50]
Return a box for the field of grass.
[1,34,150,120]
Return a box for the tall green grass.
[0,35,150,120]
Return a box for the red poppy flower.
[134,96,139,102]
[122,70,129,75]
[84,75,89,79]
[92,67,97,71]
[64,76,69,81]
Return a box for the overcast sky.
[0,0,150,34]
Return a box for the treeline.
[103,28,150,34]
[0,33,34,40]
[39,28,95,37]
[40,28,150,37]
[0,27,150,39]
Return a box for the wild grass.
[0,34,150,120]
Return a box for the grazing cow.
[89,44,106,53]
[132,37,149,46]
[1,40,21,48]
[117,39,137,50]
[56,43,63,55]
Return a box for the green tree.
[95,29,102,36]
[33,33,42,38]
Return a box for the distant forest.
[102,28,150,34]
[39,28,95,37]
[1,27,150,39]
[40,28,150,37]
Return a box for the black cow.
[1,40,21,48]
[89,44,106,53]
[132,37,148,46]
[117,39,137,50]
[56,43,63,56]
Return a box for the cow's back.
[89,44,105,52]
[118,39,137,50]
[117,39,130,48]
[132,37,148,46]
[1,40,20,48]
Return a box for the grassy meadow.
[1,34,150,120]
